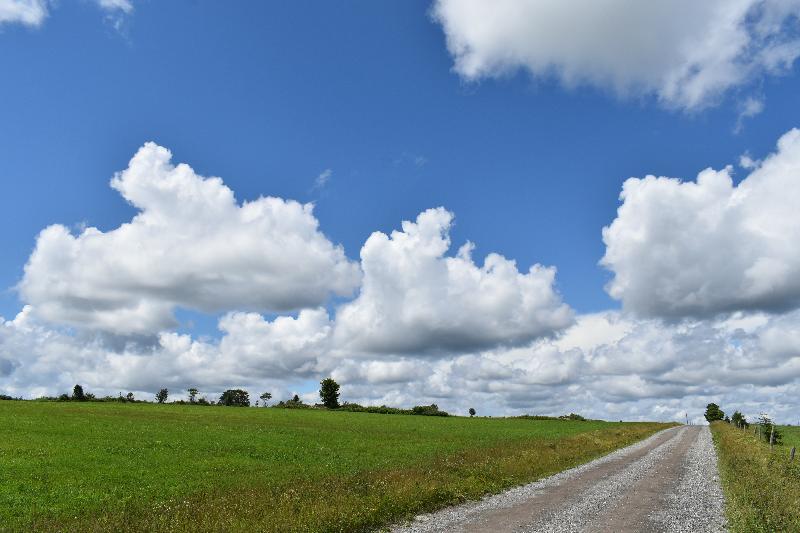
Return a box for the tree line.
[705,402,782,444]
[23,377,458,416]
[1,380,602,420]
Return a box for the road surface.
[392,426,726,533]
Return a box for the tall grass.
[711,421,800,532]
[0,401,669,532]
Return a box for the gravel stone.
[650,426,727,532]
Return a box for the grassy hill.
[0,401,669,532]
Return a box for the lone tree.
[72,384,86,401]
[704,403,725,423]
[319,378,340,409]
[187,388,198,403]
[259,392,272,406]
[155,388,169,404]
[126,392,135,402]
[469,408,476,417]
[219,389,250,407]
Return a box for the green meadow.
[1,401,668,532]
[779,425,800,449]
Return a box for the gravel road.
[391,426,726,533]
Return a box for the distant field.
[712,422,800,532]
[0,402,669,532]
[780,425,800,448]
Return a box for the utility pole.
[685,412,689,426]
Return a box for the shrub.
[219,389,250,407]
[274,395,310,409]
[411,404,449,417]
[731,410,749,428]
[338,403,407,415]
[756,414,782,445]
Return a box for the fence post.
[791,447,796,462]
[770,426,775,449]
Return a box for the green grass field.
[711,422,800,533]
[779,425,800,448]
[1,401,669,532]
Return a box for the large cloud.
[0,305,332,398]
[3,306,799,424]
[432,0,800,110]
[0,0,47,26]
[20,143,361,334]
[333,207,573,355]
[602,128,800,319]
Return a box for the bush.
[757,414,782,445]
[411,404,449,417]
[219,389,250,407]
[338,403,407,415]
[731,410,749,428]
[274,396,310,409]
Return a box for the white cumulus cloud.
[602,128,800,318]
[19,143,361,335]
[3,305,800,423]
[0,0,47,27]
[333,207,573,355]
[432,0,800,110]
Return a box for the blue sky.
[2,1,800,421]
[4,0,799,320]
